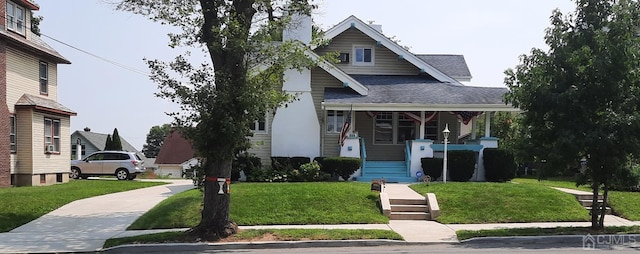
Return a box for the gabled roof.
[305,50,368,95]
[15,94,76,116]
[322,75,517,112]
[0,30,70,64]
[155,130,196,165]
[416,55,472,82]
[318,15,461,85]
[72,130,143,157]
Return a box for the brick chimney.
[0,39,10,187]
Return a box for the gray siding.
[314,29,420,75]
[311,67,347,158]
[247,113,273,164]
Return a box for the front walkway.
[0,179,194,253]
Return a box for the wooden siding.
[29,111,72,174]
[314,29,420,75]
[356,112,404,161]
[14,108,33,174]
[246,113,274,163]
[6,46,59,109]
[311,67,347,157]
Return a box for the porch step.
[392,204,428,212]
[390,198,426,205]
[389,212,430,220]
[554,188,611,215]
[356,176,417,183]
[358,161,416,183]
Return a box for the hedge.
[448,150,476,182]
[421,157,443,180]
[321,157,362,180]
[483,148,516,182]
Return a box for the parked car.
[70,151,145,180]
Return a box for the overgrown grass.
[128,182,388,230]
[104,229,403,248]
[0,180,165,232]
[513,177,640,221]
[457,226,640,241]
[410,182,590,224]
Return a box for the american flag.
[339,110,352,146]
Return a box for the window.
[397,114,416,143]
[248,115,267,133]
[39,62,48,95]
[71,144,86,156]
[10,115,16,152]
[374,112,393,144]
[424,120,439,140]
[44,118,60,153]
[353,46,374,66]
[326,110,345,133]
[6,1,25,35]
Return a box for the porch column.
[419,111,425,139]
[471,115,477,140]
[484,112,492,137]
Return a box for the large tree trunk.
[191,158,237,240]
[598,183,609,228]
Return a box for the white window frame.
[373,112,394,145]
[39,61,48,95]
[44,117,60,153]
[352,45,374,66]
[6,1,25,35]
[10,115,16,153]
[326,110,345,133]
[249,115,268,134]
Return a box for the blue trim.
[480,137,499,141]
[413,139,433,142]
[398,55,404,60]
[431,144,484,152]
[343,82,349,87]
[350,22,355,28]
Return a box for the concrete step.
[356,176,417,183]
[575,194,604,201]
[579,199,605,207]
[389,212,430,220]
[586,206,612,215]
[390,198,426,205]
[391,204,428,212]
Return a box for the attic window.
[353,46,374,66]
[6,1,26,35]
[338,53,349,63]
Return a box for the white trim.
[322,102,520,112]
[352,45,375,66]
[316,15,461,85]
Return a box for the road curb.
[100,239,456,253]
[461,234,640,248]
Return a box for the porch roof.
[322,75,518,112]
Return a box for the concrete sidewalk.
[0,179,194,253]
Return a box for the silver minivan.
[70,151,145,180]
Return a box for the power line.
[39,33,151,76]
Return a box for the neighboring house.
[154,130,196,178]
[1,0,76,187]
[70,128,145,160]
[246,15,517,182]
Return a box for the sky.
[36,0,577,151]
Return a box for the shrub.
[448,150,476,182]
[610,164,640,192]
[322,157,362,180]
[421,157,443,180]
[247,165,289,182]
[271,157,291,172]
[290,157,311,170]
[232,153,262,181]
[483,148,516,182]
[291,161,330,182]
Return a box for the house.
[246,15,517,182]
[70,127,144,160]
[1,0,77,187]
[154,129,197,178]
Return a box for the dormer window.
[353,45,374,66]
[6,1,26,35]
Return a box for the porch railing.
[405,140,411,177]
[360,137,367,172]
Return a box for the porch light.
[442,124,450,183]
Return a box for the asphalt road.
[105,242,640,253]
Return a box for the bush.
[247,165,289,182]
[322,157,362,180]
[483,148,516,182]
[448,150,476,182]
[290,161,330,182]
[290,157,311,170]
[271,157,292,172]
[232,153,262,181]
[421,157,443,180]
[610,164,640,192]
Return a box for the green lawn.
[104,229,403,248]
[128,182,388,230]
[0,180,165,232]
[410,182,590,224]
[513,177,640,221]
[457,226,640,241]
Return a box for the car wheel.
[70,167,81,179]
[115,169,129,180]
